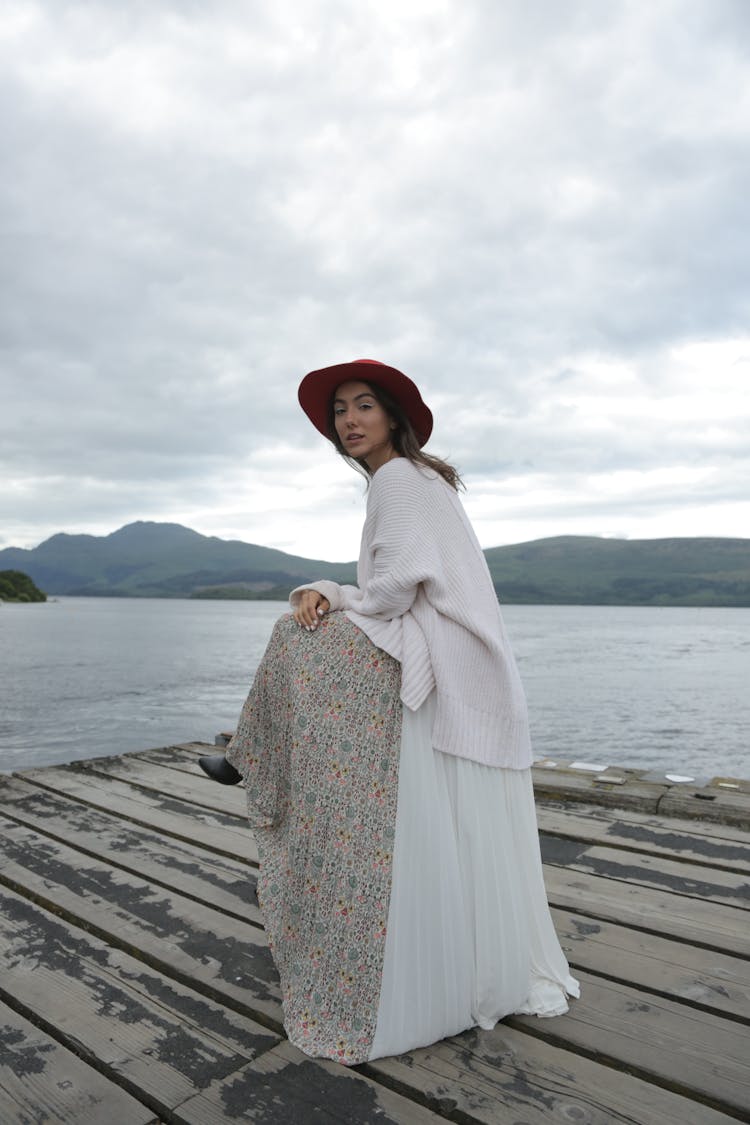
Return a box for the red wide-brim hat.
[298,359,433,447]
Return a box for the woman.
[199,358,578,1065]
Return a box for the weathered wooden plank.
[120,752,750,872]
[539,796,750,841]
[70,755,250,818]
[0,886,281,1118]
[509,970,750,1117]
[659,785,750,828]
[539,796,750,842]
[0,817,282,1026]
[535,803,750,873]
[0,776,261,923]
[26,748,750,869]
[8,776,747,1025]
[13,766,259,862]
[531,762,750,829]
[11,774,747,1025]
[11,772,749,956]
[367,1021,737,1125]
[5,750,749,1124]
[129,742,215,776]
[709,776,750,794]
[144,741,214,757]
[0,997,157,1125]
[531,766,669,812]
[551,907,750,1021]
[177,1040,452,1124]
[544,863,750,956]
[540,835,750,910]
[0,886,280,1065]
[14,777,748,1023]
[2,881,740,1125]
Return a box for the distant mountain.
[1,522,748,605]
[483,536,750,606]
[0,522,356,599]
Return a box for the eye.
[333,405,345,415]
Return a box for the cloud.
[1,0,749,556]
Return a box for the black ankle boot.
[198,754,242,785]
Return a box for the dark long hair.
[327,382,463,491]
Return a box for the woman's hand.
[293,589,331,630]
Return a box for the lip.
[346,434,365,444]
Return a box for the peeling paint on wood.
[540,832,750,907]
[179,1041,452,1124]
[2,743,750,1124]
[0,999,157,1124]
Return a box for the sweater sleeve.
[289,463,437,621]
[288,579,348,611]
[337,464,438,621]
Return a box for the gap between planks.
[69,744,750,871]
[11,765,750,960]
[24,750,750,887]
[1,791,747,1030]
[2,765,749,1123]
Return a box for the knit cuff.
[288,579,344,612]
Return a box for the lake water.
[1,598,748,780]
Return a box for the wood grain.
[3,744,749,1124]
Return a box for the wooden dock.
[0,742,748,1124]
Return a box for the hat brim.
[298,360,433,447]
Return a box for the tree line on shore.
[0,570,46,603]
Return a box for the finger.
[302,596,317,626]
[295,597,315,625]
[297,596,320,629]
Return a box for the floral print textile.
[226,611,403,1064]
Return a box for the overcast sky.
[2,0,749,562]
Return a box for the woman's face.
[333,381,396,471]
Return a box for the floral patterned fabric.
[226,611,403,1064]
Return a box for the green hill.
[0,570,47,603]
[485,536,750,606]
[0,523,748,605]
[0,522,356,599]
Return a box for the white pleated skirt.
[370,694,579,1061]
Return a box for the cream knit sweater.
[289,457,533,769]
